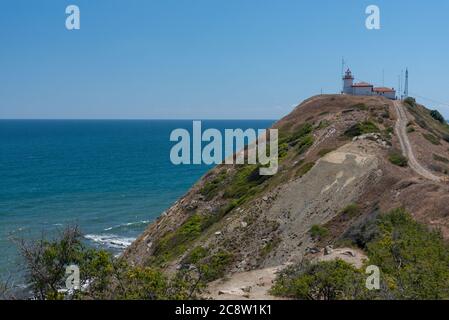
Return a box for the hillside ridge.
[124,94,449,298]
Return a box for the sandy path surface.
[205,266,283,300]
[393,100,441,182]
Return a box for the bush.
[388,152,408,167]
[430,110,445,123]
[404,97,416,107]
[318,148,336,157]
[422,133,441,145]
[309,225,329,240]
[184,248,233,282]
[200,170,227,200]
[367,208,449,299]
[153,214,208,263]
[344,121,379,138]
[223,164,269,200]
[297,135,314,154]
[341,203,360,218]
[296,162,315,178]
[270,260,370,300]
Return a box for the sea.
[0,119,273,284]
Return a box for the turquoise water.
[0,119,273,282]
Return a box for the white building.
[342,68,396,100]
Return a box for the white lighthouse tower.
[342,68,354,94]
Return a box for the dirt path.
[393,100,441,182]
[205,266,283,300]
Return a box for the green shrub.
[344,121,379,138]
[200,171,227,200]
[309,225,329,240]
[260,237,281,258]
[317,148,336,157]
[341,203,360,218]
[17,226,194,300]
[422,133,441,145]
[316,120,330,130]
[296,162,315,178]
[223,164,269,200]
[286,123,313,145]
[352,103,367,111]
[367,208,449,299]
[388,152,408,167]
[404,97,416,107]
[270,260,370,300]
[278,142,289,159]
[297,135,314,154]
[198,250,233,282]
[153,214,207,263]
[430,110,445,123]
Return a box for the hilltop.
[124,94,449,299]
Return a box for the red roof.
[352,82,373,88]
[373,87,395,93]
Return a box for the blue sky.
[1,0,449,119]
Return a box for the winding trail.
[393,100,441,182]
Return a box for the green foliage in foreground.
[272,208,449,300]
[366,209,449,299]
[15,227,200,300]
[271,260,371,300]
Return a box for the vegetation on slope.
[405,96,449,142]
[272,208,449,300]
[388,151,408,167]
[344,121,379,138]
[10,227,202,300]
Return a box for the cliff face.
[124,94,449,288]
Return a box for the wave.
[84,234,135,249]
[103,220,150,232]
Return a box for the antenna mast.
[404,68,409,98]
